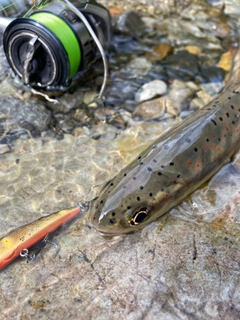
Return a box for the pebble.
[179,110,195,121]
[184,45,202,55]
[196,90,212,104]
[196,18,230,38]
[125,57,152,77]
[83,91,98,106]
[200,82,224,98]
[135,80,167,103]
[0,144,11,154]
[133,97,166,120]
[218,50,232,72]
[166,79,194,114]
[146,43,173,62]
[189,97,206,110]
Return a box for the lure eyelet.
[129,207,148,226]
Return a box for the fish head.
[91,198,154,235]
[90,172,163,235]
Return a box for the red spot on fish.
[210,144,213,148]
[212,134,215,138]
[188,160,191,164]
[205,146,209,151]
[226,126,229,131]
[216,147,220,151]
[166,194,171,199]
[196,163,200,168]
[223,134,226,137]
[236,129,239,132]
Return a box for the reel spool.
[3,0,110,93]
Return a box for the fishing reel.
[2,0,110,96]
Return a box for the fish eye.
[129,207,148,226]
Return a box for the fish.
[0,207,81,270]
[90,46,240,235]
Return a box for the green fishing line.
[30,12,81,79]
[0,0,22,11]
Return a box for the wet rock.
[198,65,225,83]
[0,77,19,97]
[0,97,51,134]
[185,81,201,92]
[117,57,152,79]
[184,45,202,55]
[200,82,224,98]
[106,109,133,130]
[135,79,167,103]
[167,18,222,50]
[197,90,212,104]
[83,91,98,107]
[0,144,11,154]
[111,35,149,54]
[115,11,146,38]
[146,43,173,62]
[46,90,84,114]
[189,97,206,110]
[133,97,166,120]
[196,17,230,38]
[141,16,159,30]
[223,0,240,15]
[162,51,199,81]
[165,98,179,117]
[104,79,140,106]
[166,79,194,114]
[0,47,11,82]
[218,50,232,72]
[180,4,209,20]
[179,110,195,121]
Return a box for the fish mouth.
[92,224,140,236]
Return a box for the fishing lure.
[0,207,81,270]
[91,48,240,236]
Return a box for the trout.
[90,47,240,235]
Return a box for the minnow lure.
[91,48,240,235]
[0,207,81,270]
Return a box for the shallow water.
[1,0,240,319]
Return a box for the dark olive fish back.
[91,51,240,235]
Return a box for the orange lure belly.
[0,207,81,270]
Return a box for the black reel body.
[3,0,111,90]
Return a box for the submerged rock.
[135,79,167,103]
[133,97,166,120]
[198,65,225,83]
[146,43,173,62]
[162,50,199,81]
